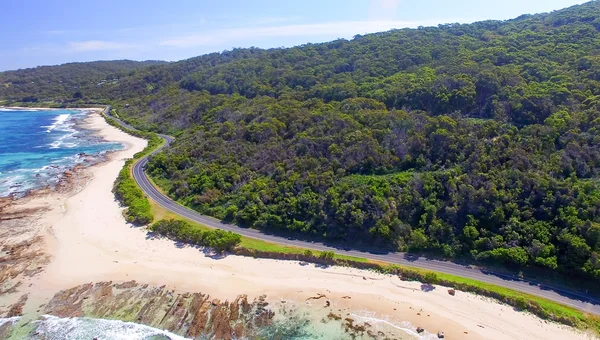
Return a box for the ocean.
[0,108,123,197]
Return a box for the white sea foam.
[48,124,79,149]
[1,110,120,197]
[351,312,439,340]
[0,152,106,197]
[0,316,20,327]
[35,315,190,340]
[0,173,26,197]
[44,114,72,133]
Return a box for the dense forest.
[3,1,600,280]
[0,60,165,103]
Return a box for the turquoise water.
[256,301,429,340]
[0,108,122,197]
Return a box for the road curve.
[108,110,600,315]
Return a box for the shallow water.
[254,300,431,340]
[1,303,438,340]
[0,108,122,197]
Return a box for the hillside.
[3,1,600,281]
[0,60,166,102]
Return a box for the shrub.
[151,219,241,253]
[113,161,153,225]
[108,114,163,226]
[202,229,242,252]
[319,251,335,260]
[423,271,439,284]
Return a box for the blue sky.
[0,0,589,71]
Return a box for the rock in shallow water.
[42,281,275,339]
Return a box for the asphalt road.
[108,109,600,315]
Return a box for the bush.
[113,160,153,225]
[151,219,242,253]
[319,251,335,260]
[108,112,164,226]
[423,271,439,284]
[202,229,242,252]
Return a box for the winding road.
[107,109,600,315]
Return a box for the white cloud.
[67,40,136,52]
[160,19,442,48]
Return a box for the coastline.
[0,106,105,111]
[0,110,593,339]
[0,106,116,198]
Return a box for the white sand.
[8,112,593,339]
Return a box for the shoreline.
[0,106,105,111]
[0,107,114,199]
[0,109,593,339]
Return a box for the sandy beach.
[0,111,593,339]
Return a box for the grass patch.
[434,272,593,326]
[149,199,186,222]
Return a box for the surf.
[0,108,123,197]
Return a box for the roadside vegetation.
[150,219,241,252]
[104,113,163,225]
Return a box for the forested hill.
[0,60,166,102]
[4,1,600,281]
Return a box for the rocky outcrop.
[5,294,28,317]
[43,281,275,339]
[0,235,48,301]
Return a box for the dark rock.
[114,280,138,289]
[328,312,342,321]
[448,289,456,296]
[43,282,276,338]
[6,294,28,317]
[438,330,445,338]
[306,293,327,301]
[417,327,425,333]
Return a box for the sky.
[0,0,590,71]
